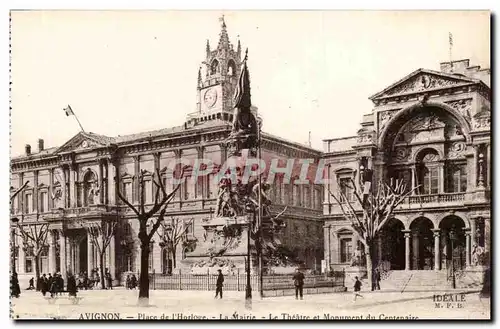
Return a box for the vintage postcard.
[9,10,491,320]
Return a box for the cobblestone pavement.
[10,288,490,320]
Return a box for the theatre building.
[322,59,491,280]
[10,20,324,286]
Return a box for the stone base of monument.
[183,215,259,275]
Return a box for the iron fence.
[147,270,345,291]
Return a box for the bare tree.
[157,217,194,270]
[13,222,50,289]
[117,168,181,305]
[78,218,119,289]
[329,178,417,289]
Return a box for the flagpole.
[73,112,86,133]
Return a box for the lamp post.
[449,229,457,289]
[245,212,253,309]
[10,217,20,275]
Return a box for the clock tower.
[188,16,243,125]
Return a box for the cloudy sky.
[10,10,490,156]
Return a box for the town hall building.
[10,19,324,286]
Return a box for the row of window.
[335,162,468,203]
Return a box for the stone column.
[109,236,116,279]
[107,160,116,205]
[486,143,490,188]
[70,166,77,208]
[469,217,476,248]
[87,233,93,274]
[61,167,68,208]
[403,230,411,271]
[439,164,445,194]
[48,230,57,274]
[465,231,471,267]
[153,153,160,199]
[411,167,416,195]
[412,231,419,270]
[33,170,39,213]
[433,229,440,271]
[133,156,140,204]
[484,217,490,253]
[99,160,105,204]
[49,169,54,210]
[59,231,67,282]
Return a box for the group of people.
[37,273,68,297]
[125,274,138,290]
[85,268,114,290]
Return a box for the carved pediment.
[370,70,479,100]
[55,132,114,154]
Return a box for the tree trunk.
[365,244,373,291]
[138,240,150,305]
[35,254,41,291]
[172,246,177,270]
[99,252,106,289]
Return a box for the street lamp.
[245,212,253,310]
[10,217,20,275]
[449,229,457,289]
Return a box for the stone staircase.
[362,270,452,292]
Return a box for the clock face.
[81,140,89,148]
[203,88,218,108]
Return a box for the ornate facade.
[10,19,324,286]
[323,59,491,275]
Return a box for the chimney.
[38,139,44,152]
[25,144,31,156]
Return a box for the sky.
[10,10,490,156]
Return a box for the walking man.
[215,269,224,299]
[293,268,305,300]
[353,276,364,301]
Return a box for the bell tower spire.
[188,16,243,126]
[218,15,230,49]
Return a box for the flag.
[361,169,373,207]
[233,50,251,109]
[63,105,74,116]
[449,32,453,46]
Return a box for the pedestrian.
[57,273,65,294]
[353,276,363,301]
[40,274,48,296]
[95,273,100,289]
[67,273,78,297]
[215,269,224,299]
[374,269,381,291]
[292,268,305,300]
[28,277,35,290]
[106,272,113,290]
[131,274,137,289]
[125,275,131,290]
[10,272,20,298]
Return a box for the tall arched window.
[417,149,440,195]
[83,170,98,206]
[210,59,219,75]
[227,59,236,76]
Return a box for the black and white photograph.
[8,9,491,320]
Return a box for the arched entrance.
[410,217,435,270]
[439,216,466,271]
[379,218,405,270]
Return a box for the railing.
[148,272,345,292]
[406,193,465,204]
